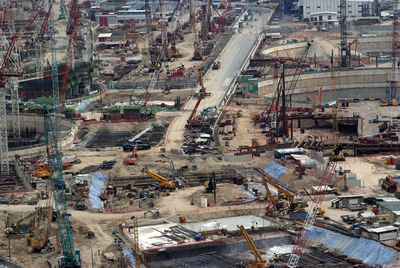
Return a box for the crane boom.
[6,208,43,234]
[262,177,277,211]
[187,69,207,126]
[287,161,336,268]
[44,106,80,267]
[237,225,266,267]
[142,168,175,189]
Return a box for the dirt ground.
[92,90,193,108]
[191,183,250,206]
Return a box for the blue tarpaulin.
[89,173,107,209]
[123,248,135,268]
[308,226,397,267]
[263,161,287,180]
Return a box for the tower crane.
[44,106,81,267]
[237,225,266,268]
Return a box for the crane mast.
[46,6,80,267]
[44,107,80,267]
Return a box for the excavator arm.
[237,225,266,267]
[7,208,43,234]
[262,177,277,211]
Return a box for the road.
[163,12,271,151]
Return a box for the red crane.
[61,0,80,102]
[287,161,337,267]
[0,35,24,87]
[38,3,53,39]
[187,69,207,127]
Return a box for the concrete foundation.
[258,68,390,101]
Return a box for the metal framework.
[0,34,23,174]
[287,161,337,267]
[0,85,7,174]
[10,78,20,138]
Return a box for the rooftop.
[98,33,112,38]
[366,226,398,233]
[378,201,400,212]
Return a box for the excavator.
[262,177,307,212]
[237,225,267,268]
[204,172,216,193]
[331,169,350,195]
[303,188,326,216]
[125,144,138,165]
[5,208,44,234]
[142,168,176,190]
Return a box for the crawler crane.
[237,225,266,268]
[142,168,175,189]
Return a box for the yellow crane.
[237,225,266,268]
[261,177,278,211]
[142,168,176,189]
[27,206,53,250]
[303,188,326,216]
[263,176,307,211]
[131,216,140,267]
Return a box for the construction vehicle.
[237,225,267,268]
[262,177,278,212]
[303,188,325,216]
[267,177,307,212]
[43,107,80,267]
[204,172,216,193]
[144,208,160,218]
[331,144,345,161]
[331,169,350,195]
[186,69,210,128]
[212,61,221,70]
[5,208,43,234]
[34,162,50,178]
[142,168,175,190]
[382,175,398,193]
[125,144,138,165]
[27,206,53,251]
